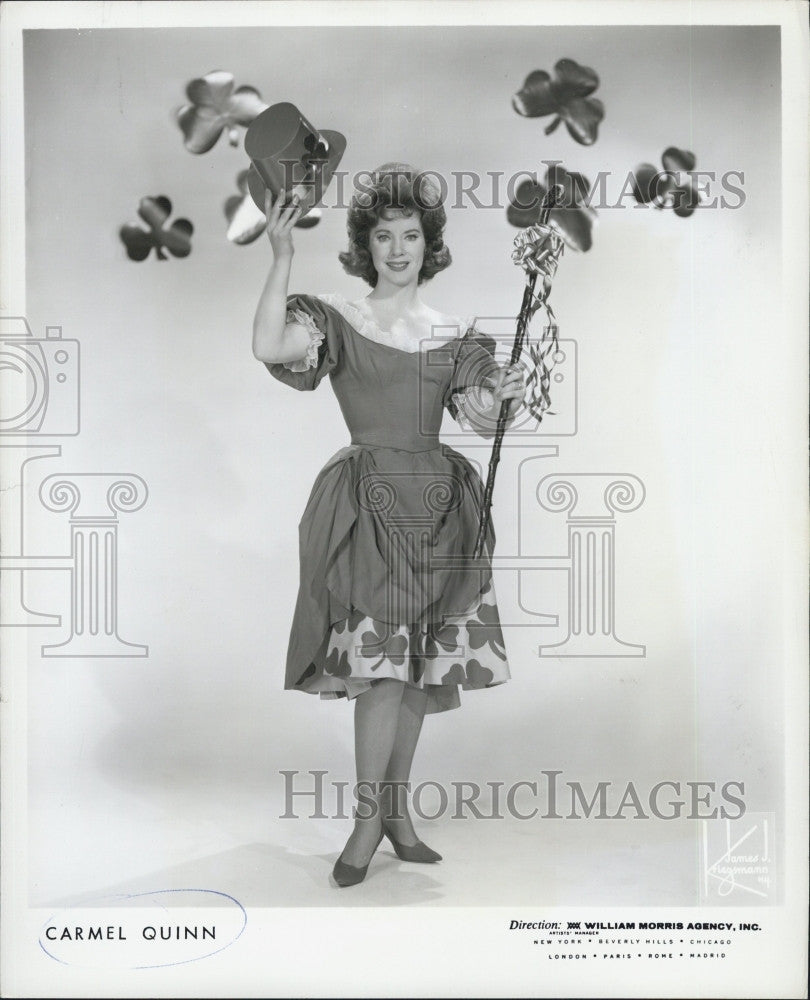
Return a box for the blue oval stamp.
[39,889,247,970]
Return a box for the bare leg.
[381,683,429,846]
[338,678,405,867]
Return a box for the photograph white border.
[1,2,807,997]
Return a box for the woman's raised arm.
[252,189,313,364]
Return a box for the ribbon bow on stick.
[512,222,565,426]
[512,223,564,282]
[473,186,565,559]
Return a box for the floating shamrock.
[631,147,700,217]
[224,170,322,245]
[507,164,596,252]
[119,196,193,261]
[176,70,268,154]
[512,59,604,145]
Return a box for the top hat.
[244,102,346,216]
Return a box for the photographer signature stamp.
[700,812,776,903]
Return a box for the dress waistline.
[350,436,442,454]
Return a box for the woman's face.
[368,210,425,286]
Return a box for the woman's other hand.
[265,188,303,259]
[460,364,526,438]
[491,363,526,418]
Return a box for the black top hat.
[244,102,346,216]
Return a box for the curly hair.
[338,162,452,287]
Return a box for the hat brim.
[246,129,346,215]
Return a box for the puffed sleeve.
[444,325,501,427]
[263,294,342,391]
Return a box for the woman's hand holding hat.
[245,103,346,215]
[265,188,303,259]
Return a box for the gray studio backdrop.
[18,25,784,903]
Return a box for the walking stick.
[472,185,563,559]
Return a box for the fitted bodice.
[266,292,500,451]
[330,326,458,452]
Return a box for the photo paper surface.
[1,2,807,997]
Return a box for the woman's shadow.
[48,839,446,909]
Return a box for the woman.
[252,164,525,887]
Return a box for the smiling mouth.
[386,261,410,271]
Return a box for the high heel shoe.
[332,830,383,888]
[382,820,442,863]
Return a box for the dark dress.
[264,293,510,714]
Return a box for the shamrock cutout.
[224,171,322,246]
[323,647,351,678]
[176,70,268,154]
[302,133,330,174]
[422,623,460,660]
[631,147,700,217]
[507,164,596,252]
[513,59,604,145]
[359,621,409,670]
[119,196,193,261]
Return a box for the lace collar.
[317,293,472,354]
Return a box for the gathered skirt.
[283,443,511,713]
